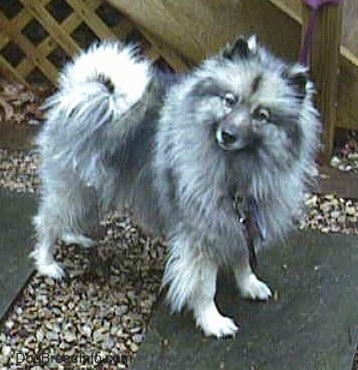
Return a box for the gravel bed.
[330,153,358,172]
[0,149,40,193]
[299,193,358,235]
[0,148,357,369]
[330,130,358,172]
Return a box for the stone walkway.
[0,189,35,319]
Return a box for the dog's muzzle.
[216,120,256,151]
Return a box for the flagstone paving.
[0,189,35,320]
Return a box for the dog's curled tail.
[44,41,151,130]
[38,42,151,191]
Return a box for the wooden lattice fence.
[0,0,188,88]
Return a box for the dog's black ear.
[223,35,258,60]
[283,64,309,99]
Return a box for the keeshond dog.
[31,35,320,338]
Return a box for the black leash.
[242,217,258,273]
[233,195,265,273]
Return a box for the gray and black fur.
[32,37,320,338]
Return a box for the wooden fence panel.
[0,0,186,87]
[302,2,343,160]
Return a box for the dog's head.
[185,35,319,169]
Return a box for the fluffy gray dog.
[32,35,320,338]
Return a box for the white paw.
[239,273,272,300]
[195,303,239,338]
[61,233,96,248]
[30,251,65,279]
[37,261,65,280]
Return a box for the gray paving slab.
[0,122,38,150]
[0,189,35,320]
[132,231,358,370]
[319,166,358,199]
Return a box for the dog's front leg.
[189,257,238,338]
[163,239,238,338]
[233,254,272,300]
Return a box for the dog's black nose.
[221,129,238,145]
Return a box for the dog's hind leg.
[233,255,272,300]
[31,202,64,279]
[31,181,99,279]
[163,236,238,338]
[60,188,100,248]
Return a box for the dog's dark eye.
[253,107,270,122]
[223,93,238,109]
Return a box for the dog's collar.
[233,194,266,273]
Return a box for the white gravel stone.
[63,331,77,343]
[35,328,45,342]
[1,346,11,364]
[81,325,92,338]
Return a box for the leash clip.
[233,194,258,273]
